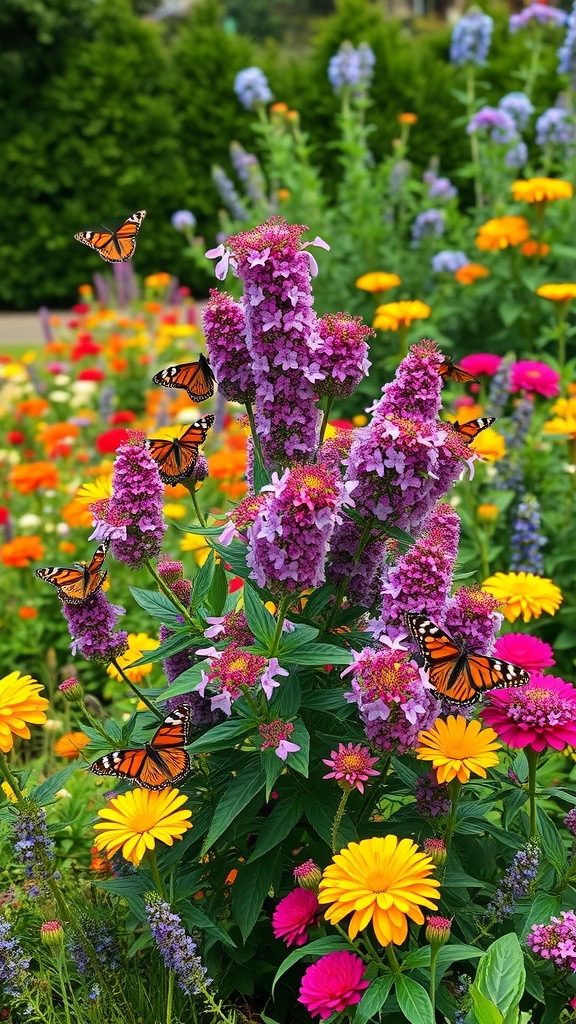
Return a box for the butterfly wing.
[74,210,146,263]
[152,354,215,402]
[36,541,108,605]
[407,614,468,698]
[151,748,191,787]
[150,705,192,749]
[438,357,479,386]
[88,748,171,790]
[452,417,496,444]
[146,415,214,484]
[88,705,192,790]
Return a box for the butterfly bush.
[62,590,128,663]
[311,313,374,399]
[105,432,166,569]
[203,289,255,404]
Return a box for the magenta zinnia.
[493,633,555,673]
[322,742,380,793]
[481,674,576,752]
[298,951,370,1020]
[272,888,319,947]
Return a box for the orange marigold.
[356,272,402,293]
[0,535,45,567]
[536,283,576,303]
[454,263,490,285]
[512,177,573,204]
[522,240,550,258]
[8,461,59,494]
[398,112,418,124]
[15,398,49,418]
[38,422,80,449]
[476,216,530,251]
[54,731,91,758]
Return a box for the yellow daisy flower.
[93,787,192,866]
[180,532,211,566]
[318,836,440,947]
[163,502,187,520]
[536,283,576,304]
[469,427,506,462]
[75,475,113,505]
[416,715,501,784]
[0,672,49,753]
[512,177,573,204]
[107,633,159,683]
[373,300,431,331]
[544,396,576,439]
[356,272,402,294]
[482,571,563,623]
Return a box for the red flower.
[72,303,90,314]
[110,410,137,425]
[71,339,102,361]
[161,313,178,324]
[96,428,130,454]
[78,368,105,382]
[272,888,319,947]
[7,431,25,445]
[0,508,10,526]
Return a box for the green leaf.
[272,937,349,995]
[470,987,504,1024]
[299,689,348,712]
[175,523,228,537]
[190,550,216,610]
[129,586,182,625]
[356,975,394,1024]
[32,762,79,805]
[131,628,200,666]
[280,642,353,667]
[276,624,319,654]
[474,934,525,1017]
[232,847,282,940]
[285,719,310,777]
[204,557,228,616]
[179,903,236,948]
[212,540,252,583]
[537,807,567,874]
[401,943,482,970]
[498,298,523,327]
[394,975,434,1024]
[201,760,265,854]
[248,793,304,862]
[188,719,254,754]
[160,662,204,699]
[243,585,276,644]
[304,792,355,848]
[520,892,560,940]
[262,748,284,802]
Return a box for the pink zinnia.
[272,888,319,947]
[298,951,370,1020]
[481,674,576,752]
[322,742,380,793]
[493,634,555,674]
[510,360,560,398]
[459,353,503,377]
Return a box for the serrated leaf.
[201,760,265,854]
[129,586,182,625]
[356,975,394,1024]
[395,975,434,1024]
[248,793,304,861]
[272,937,349,995]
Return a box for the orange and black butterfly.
[88,705,191,790]
[35,541,109,605]
[450,416,496,444]
[406,613,529,704]
[152,354,215,403]
[438,356,479,386]
[74,210,146,263]
[146,415,214,484]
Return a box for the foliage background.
[0,0,565,310]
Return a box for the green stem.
[353,755,391,826]
[429,946,439,1016]
[385,943,402,975]
[144,558,194,628]
[0,753,26,803]
[466,64,482,208]
[333,922,380,966]
[331,787,351,854]
[197,982,238,1024]
[398,324,408,361]
[166,968,175,1024]
[527,747,539,838]
[245,400,265,475]
[269,593,293,658]
[443,779,462,853]
[110,659,163,720]
[146,848,167,898]
[190,484,207,528]
[319,396,334,445]
[56,952,73,1024]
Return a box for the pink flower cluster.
[481,674,576,752]
[197,643,288,715]
[203,289,255,404]
[322,742,380,793]
[459,352,502,377]
[99,432,166,569]
[527,911,576,971]
[311,312,374,398]
[259,719,301,760]
[272,888,319,947]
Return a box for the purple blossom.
[107,432,166,569]
[558,2,576,75]
[431,250,469,274]
[510,3,567,32]
[230,140,267,206]
[486,355,514,418]
[328,41,376,98]
[158,623,195,685]
[196,643,288,715]
[247,464,354,594]
[487,839,539,920]
[145,894,211,994]
[67,918,119,978]
[203,289,255,404]
[62,591,128,663]
[536,107,576,146]
[311,313,374,399]
[505,141,529,168]
[450,11,493,66]
[171,210,196,232]
[414,773,451,820]
[163,688,222,728]
[234,66,272,110]
[467,107,518,144]
[327,522,387,607]
[343,645,439,754]
[211,165,248,221]
[527,910,576,971]
[564,808,576,836]
[494,395,534,492]
[12,801,56,889]
[510,494,546,575]
[204,609,254,645]
[498,92,534,131]
[371,339,445,425]
[317,427,355,475]
[0,914,32,1005]
[411,209,445,245]
[444,586,502,655]
[260,719,301,760]
[426,174,458,202]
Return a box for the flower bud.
[424,838,447,867]
[41,921,64,949]
[156,559,184,585]
[425,915,452,947]
[171,579,192,606]
[293,859,322,891]
[58,677,84,702]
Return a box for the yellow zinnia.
[476,216,530,251]
[536,283,576,304]
[373,300,431,331]
[107,633,159,683]
[318,836,440,947]
[512,177,573,204]
[0,672,49,753]
[482,571,563,622]
[544,396,576,438]
[356,272,401,294]
[93,787,192,866]
[469,427,506,462]
[416,716,501,784]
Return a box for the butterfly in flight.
[35,541,109,605]
[146,415,214,484]
[152,354,215,403]
[450,416,496,444]
[406,613,529,705]
[74,210,146,263]
[88,705,192,790]
[438,356,479,386]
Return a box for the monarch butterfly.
[438,356,479,386]
[35,541,109,605]
[152,354,215,403]
[406,613,529,704]
[88,705,191,790]
[74,210,146,263]
[451,416,496,444]
[146,415,214,484]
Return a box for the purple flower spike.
[444,586,502,654]
[62,591,128,664]
[108,431,166,569]
[312,313,374,399]
[203,289,256,404]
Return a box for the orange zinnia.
[522,240,550,258]
[8,461,59,494]
[38,422,80,449]
[15,398,49,418]
[54,731,91,759]
[476,216,530,251]
[373,300,431,331]
[0,535,45,567]
[454,263,490,285]
[60,499,93,529]
[512,177,573,204]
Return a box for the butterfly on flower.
[88,705,191,790]
[152,354,215,403]
[438,356,479,386]
[146,415,214,484]
[35,541,109,605]
[74,210,146,263]
[450,416,496,444]
[406,614,529,704]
